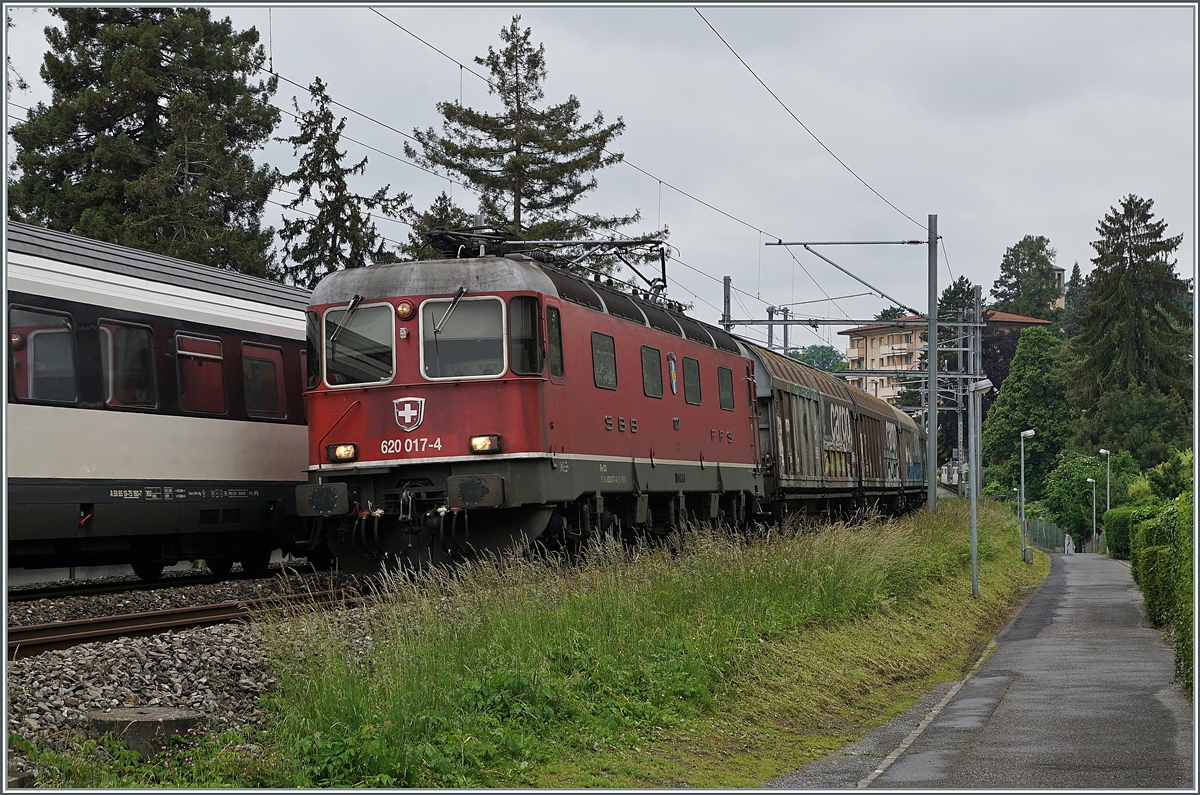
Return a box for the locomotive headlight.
[326,443,358,462]
[395,300,415,320]
[469,435,502,453]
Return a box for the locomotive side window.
[509,296,543,375]
[9,307,77,403]
[420,297,504,380]
[242,343,286,419]
[304,310,319,389]
[98,321,156,408]
[326,303,395,385]
[591,332,617,390]
[683,356,701,405]
[718,366,735,411]
[641,346,663,398]
[176,334,226,414]
[547,307,564,378]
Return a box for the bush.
[1140,545,1174,627]
[1102,506,1136,559]
[1130,507,1170,585]
[1172,491,1193,696]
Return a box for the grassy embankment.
[22,499,1047,787]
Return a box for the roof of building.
[837,310,1051,336]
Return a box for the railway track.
[6,563,323,603]
[7,590,357,660]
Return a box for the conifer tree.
[1071,195,1191,407]
[398,191,474,261]
[276,78,410,288]
[8,8,279,276]
[406,16,653,253]
[989,235,1061,321]
[1062,262,1086,338]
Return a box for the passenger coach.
[6,222,310,578]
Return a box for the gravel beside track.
[7,563,369,627]
[5,563,378,784]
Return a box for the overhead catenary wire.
[10,11,904,330]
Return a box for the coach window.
[326,303,395,386]
[546,306,564,378]
[509,296,543,375]
[420,297,504,379]
[641,346,663,398]
[304,310,319,389]
[591,332,617,390]
[99,321,156,408]
[9,307,77,403]
[683,356,701,405]
[242,343,286,419]
[718,365,735,411]
[176,334,226,414]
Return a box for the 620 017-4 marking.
[381,437,443,455]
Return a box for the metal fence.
[1027,518,1066,552]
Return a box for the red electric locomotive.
[294,247,926,572]
[295,253,763,571]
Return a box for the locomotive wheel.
[131,561,164,581]
[205,557,234,578]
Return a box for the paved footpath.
[768,553,1195,789]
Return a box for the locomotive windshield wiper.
[433,286,468,334]
[328,294,362,343]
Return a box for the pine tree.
[6,10,30,93]
[406,16,653,252]
[875,306,906,321]
[276,78,410,288]
[981,326,1071,501]
[1062,262,1086,338]
[1071,195,1191,406]
[398,191,474,261]
[8,8,279,276]
[989,235,1061,321]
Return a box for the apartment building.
[839,310,1051,404]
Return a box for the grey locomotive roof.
[309,255,559,306]
[5,221,310,311]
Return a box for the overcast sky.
[5,4,1195,350]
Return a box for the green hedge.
[1128,492,1193,697]
[1102,506,1137,559]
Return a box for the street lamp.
[1086,477,1097,552]
[1020,429,1036,558]
[1099,449,1111,515]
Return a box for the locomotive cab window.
[718,366,735,411]
[9,307,77,403]
[683,356,701,405]
[546,306,564,378]
[592,332,617,390]
[325,303,395,386]
[99,321,156,408]
[509,296,543,375]
[641,346,663,398]
[421,296,504,379]
[176,334,226,414]
[242,343,286,419]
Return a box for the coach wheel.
[205,557,234,578]
[131,561,164,581]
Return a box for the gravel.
[8,563,373,627]
[5,563,382,784]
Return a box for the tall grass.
[256,501,1010,787]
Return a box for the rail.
[6,590,358,660]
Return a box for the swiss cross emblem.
[393,397,425,432]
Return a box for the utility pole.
[927,214,938,511]
[781,307,790,355]
[767,305,775,350]
[722,276,732,331]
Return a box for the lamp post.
[1020,429,1036,559]
[1086,477,1097,552]
[1099,449,1111,515]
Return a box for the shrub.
[1172,491,1193,696]
[1102,506,1137,559]
[1140,545,1174,627]
[1131,507,1169,585]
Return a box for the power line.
[693,8,927,232]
